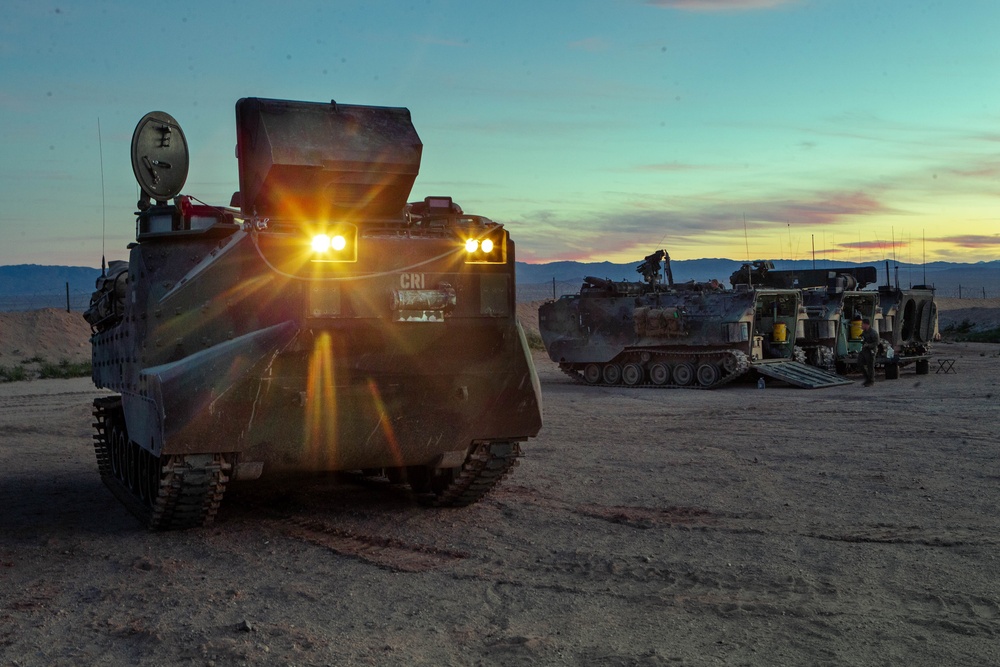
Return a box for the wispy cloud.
[568,37,610,52]
[930,234,1000,249]
[415,36,470,47]
[628,162,726,172]
[508,187,897,262]
[945,162,1000,179]
[839,240,904,252]
[646,0,798,12]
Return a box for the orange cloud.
[932,234,1000,249]
[840,240,909,252]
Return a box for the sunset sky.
[1,0,998,267]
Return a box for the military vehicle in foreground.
[85,98,542,529]
[537,252,851,389]
[757,263,936,378]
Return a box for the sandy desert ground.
[1,306,999,666]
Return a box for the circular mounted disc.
[131,111,189,202]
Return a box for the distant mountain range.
[0,265,103,311]
[516,257,1000,301]
[1,259,998,311]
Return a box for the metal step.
[753,360,854,389]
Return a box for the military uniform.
[858,325,880,386]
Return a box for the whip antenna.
[98,117,107,277]
[742,213,750,262]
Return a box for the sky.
[1,0,998,267]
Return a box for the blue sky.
[1,0,998,267]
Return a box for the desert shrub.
[38,359,93,379]
[522,329,546,351]
[960,327,1000,344]
[0,365,29,382]
[19,355,45,365]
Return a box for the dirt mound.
[516,300,543,338]
[936,297,1000,332]
[0,308,92,365]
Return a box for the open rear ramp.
[753,361,853,389]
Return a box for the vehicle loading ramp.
[753,360,854,389]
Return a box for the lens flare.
[465,238,479,253]
[311,234,331,252]
[305,331,338,468]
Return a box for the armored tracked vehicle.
[758,264,936,378]
[537,252,851,389]
[85,98,542,529]
[753,266,883,371]
[877,263,937,375]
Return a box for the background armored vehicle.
[753,266,886,373]
[877,262,937,375]
[538,252,851,389]
[750,263,937,378]
[85,98,542,530]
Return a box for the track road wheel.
[145,450,162,507]
[673,362,695,386]
[126,438,140,492]
[583,364,602,384]
[110,422,126,481]
[696,362,721,387]
[721,353,738,375]
[622,363,644,386]
[649,363,671,385]
[602,363,622,385]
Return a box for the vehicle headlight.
[312,234,332,253]
[463,230,506,264]
[310,224,358,263]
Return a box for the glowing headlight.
[463,230,506,264]
[311,234,331,252]
[308,224,358,263]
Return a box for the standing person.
[858,317,880,387]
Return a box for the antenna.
[742,213,750,262]
[922,228,926,285]
[743,213,752,289]
[98,117,107,277]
